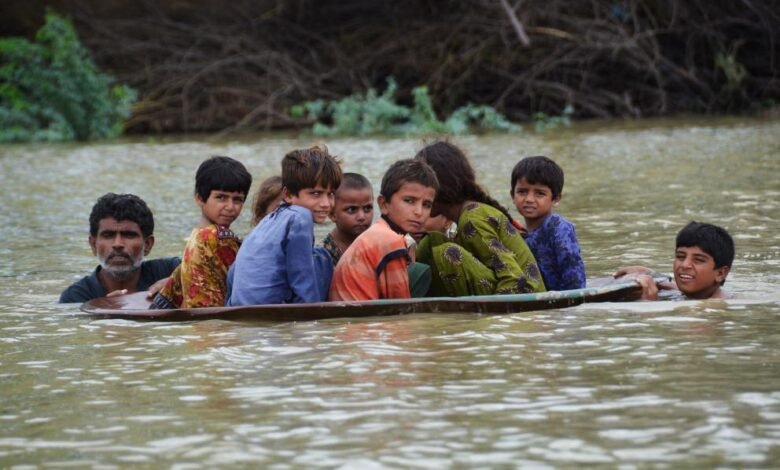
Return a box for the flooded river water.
[1,117,779,467]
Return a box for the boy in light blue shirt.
[226,145,342,305]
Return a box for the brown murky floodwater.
[1,117,779,467]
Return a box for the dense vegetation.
[1,1,777,136]
[0,11,136,142]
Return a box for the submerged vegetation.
[0,11,136,142]
[290,78,519,136]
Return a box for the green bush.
[532,104,574,133]
[0,10,136,142]
[292,77,519,136]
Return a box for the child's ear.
[194,192,206,207]
[281,187,294,204]
[377,194,389,215]
[715,265,730,284]
[553,194,562,206]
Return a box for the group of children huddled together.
[149,140,735,310]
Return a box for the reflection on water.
[1,117,779,466]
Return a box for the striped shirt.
[329,218,410,301]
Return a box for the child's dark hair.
[415,141,513,221]
[510,156,564,199]
[89,193,154,238]
[195,156,253,201]
[676,222,735,272]
[380,159,439,200]
[338,172,373,195]
[251,175,283,226]
[282,145,342,195]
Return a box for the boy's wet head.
[510,156,564,199]
[676,222,734,272]
[674,221,733,298]
[380,159,438,201]
[282,145,342,196]
[379,159,438,234]
[337,173,373,198]
[331,173,374,238]
[195,156,252,201]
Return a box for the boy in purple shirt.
[510,156,586,291]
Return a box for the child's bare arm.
[144,277,169,299]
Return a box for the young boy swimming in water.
[614,221,735,300]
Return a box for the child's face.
[378,182,436,234]
[330,187,374,239]
[673,246,729,298]
[197,190,246,227]
[260,194,284,221]
[284,185,334,224]
[512,177,559,225]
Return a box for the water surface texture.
[1,117,779,467]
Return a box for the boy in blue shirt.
[226,145,342,305]
[510,156,586,291]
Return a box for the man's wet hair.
[89,193,154,237]
[380,159,439,200]
[195,155,252,201]
[676,221,735,270]
[281,145,342,195]
[510,156,564,200]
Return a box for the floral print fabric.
[417,202,546,296]
[153,224,240,308]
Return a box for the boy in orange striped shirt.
[330,159,439,301]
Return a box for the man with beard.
[59,193,180,303]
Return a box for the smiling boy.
[330,159,439,301]
[615,221,735,300]
[227,145,342,305]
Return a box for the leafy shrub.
[532,104,574,133]
[291,77,519,136]
[0,10,136,142]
